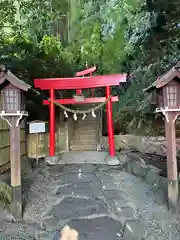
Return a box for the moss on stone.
[0,181,11,208]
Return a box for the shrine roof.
[0,65,31,91]
[144,61,180,93]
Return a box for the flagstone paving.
[1,161,180,239]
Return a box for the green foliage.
[0,0,180,134]
[0,28,74,120]
[0,0,17,29]
[73,0,145,72]
[18,0,69,40]
[0,181,11,208]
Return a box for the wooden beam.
[43,96,119,105]
[34,74,127,90]
[10,117,22,218]
[165,112,179,212]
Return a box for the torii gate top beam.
[34,73,127,90]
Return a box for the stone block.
[65,217,123,240]
[145,171,161,187]
[54,172,97,185]
[52,197,108,220]
[129,161,149,178]
[96,165,112,172]
[44,155,59,166]
[146,165,161,175]
[62,164,97,173]
[36,230,55,240]
[159,177,168,191]
[52,231,60,240]
[123,219,146,239]
[100,135,169,156]
[144,234,158,240]
[84,140,97,145]
[105,155,120,166]
[56,181,101,198]
[117,206,135,218]
[103,189,121,199]
[125,162,133,173]
[70,144,97,151]
[117,154,131,168]
[42,217,58,231]
[126,151,142,161]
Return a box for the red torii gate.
[34,67,127,160]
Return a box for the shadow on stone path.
[1,161,180,239]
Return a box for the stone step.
[71,140,97,146]
[74,128,97,133]
[71,136,97,141]
[74,130,97,139]
[74,125,98,130]
[74,123,98,129]
[72,138,97,144]
[74,124,97,128]
[70,113,100,152]
[70,144,97,151]
[72,137,97,143]
[75,125,96,130]
[73,135,97,141]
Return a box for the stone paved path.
[1,161,180,239]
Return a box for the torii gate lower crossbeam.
[34,72,127,161]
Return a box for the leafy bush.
[0,0,180,134]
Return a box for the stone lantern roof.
[144,62,180,93]
[0,65,31,91]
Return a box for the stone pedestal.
[45,155,59,165]
[168,179,179,213]
[105,155,120,166]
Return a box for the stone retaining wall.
[117,152,168,193]
[100,134,178,156]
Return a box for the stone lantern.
[0,65,31,218]
[144,61,180,212]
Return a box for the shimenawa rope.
[48,96,112,114]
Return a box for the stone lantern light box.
[0,66,30,116]
[1,83,24,113]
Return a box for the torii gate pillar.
[49,89,55,157]
[106,86,115,156]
